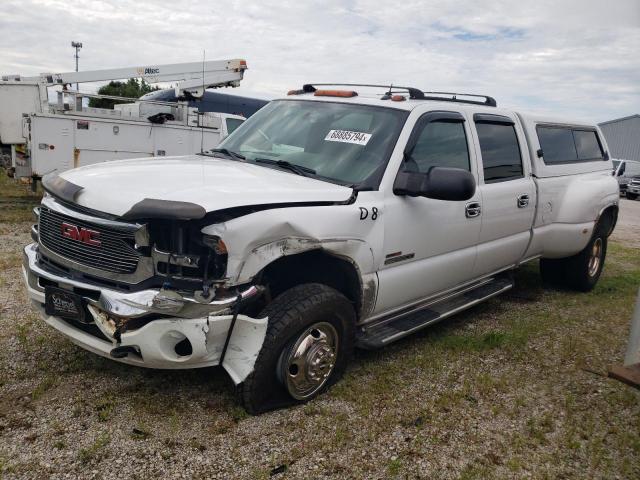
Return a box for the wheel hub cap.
[279,322,338,400]
[588,237,603,277]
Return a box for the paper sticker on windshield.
[324,129,372,146]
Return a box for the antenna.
[200,49,205,154]
[381,83,393,100]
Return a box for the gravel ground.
[0,185,639,479]
[612,198,640,248]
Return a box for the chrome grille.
[39,206,141,274]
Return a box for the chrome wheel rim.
[279,322,339,400]
[588,238,603,277]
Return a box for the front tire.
[540,225,607,292]
[626,193,638,200]
[238,283,355,414]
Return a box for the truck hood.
[52,156,353,219]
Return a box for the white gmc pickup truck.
[23,84,619,413]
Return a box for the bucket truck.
[0,59,250,184]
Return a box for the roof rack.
[422,91,497,107]
[295,83,497,107]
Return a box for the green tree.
[88,78,159,109]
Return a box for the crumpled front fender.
[202,199,384,286]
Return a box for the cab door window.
[400,113,470,174]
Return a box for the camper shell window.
[537,125,605,165]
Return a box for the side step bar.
[356,275,513,349]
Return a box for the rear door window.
[474,116,523,183]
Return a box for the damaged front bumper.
[22,243,267,384]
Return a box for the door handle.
[517,194,530,208]
[465,201,482,218]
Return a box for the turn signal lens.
[203,235,228,254]
[214,239,228,255]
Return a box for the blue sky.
[0,0,638,123]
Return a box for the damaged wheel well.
[260,250,363,319]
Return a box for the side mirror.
[393,167,476,201]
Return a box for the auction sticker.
[324,129,372,146]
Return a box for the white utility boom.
[1,58,247,125]
[40,58,246,98]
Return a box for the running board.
[356,276,513,349]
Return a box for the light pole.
[71,41,82,91]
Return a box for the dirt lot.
[612,197,640,248]
[0,176,639,479]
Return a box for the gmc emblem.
[60,222,101,247]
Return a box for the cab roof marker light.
[391,95,406,102]
[314,90,358,98]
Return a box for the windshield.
[218,99,408,188]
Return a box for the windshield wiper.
[208,148,246,161]
[254,158,316,177]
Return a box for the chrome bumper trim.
[23,243,261,320]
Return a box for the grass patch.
[387,457,402,476]
[434,330,525,352]
[0,206,34,224]
[0,171,41,223]
[77,433,110,464]
[0,171,41,198]
[0,253,22,271]
[95,397,116,422]
[31,375,56,400]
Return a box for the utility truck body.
[24,110,243,176]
